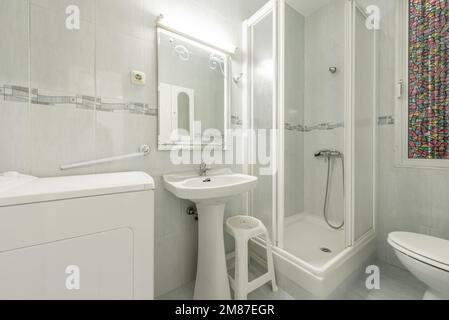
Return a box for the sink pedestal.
[163,169,258,300]
[194,201,231,300]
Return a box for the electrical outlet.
[130,71,146,85]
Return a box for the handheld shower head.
[315,149,345,230]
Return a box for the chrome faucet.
[199,162,211,177]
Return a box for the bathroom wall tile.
[95,27,147,104]
[283,5,306,220]
[178,224,199,287]
[96,0,144,40]
[0,102,31,173]
[284,131,304,217]
[234,0,270,20]
[144,0,240,46]
[29,104,95,177]
[285,5,305,128]
[0,0,31,173]
[188,0,268,23]
[27,0,96,178]
[94,111,151,159]
[430,174,449,213]
[430,174,449,239]
[154,176,181,238]
[30,4,95,96]
[298,1,347,226]
[94,19,156,177]
[91,114,158,175]
[155,225,198,297]
[393,170,432,219]
[304,128,345,221]
[0,0,29,86]
[155,234,182,297]
[31,0,95,23]
[194,0,237,22]
[304,0,345,126]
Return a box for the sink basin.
[163,168,258,300]
[163,168,258,202]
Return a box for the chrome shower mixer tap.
[314,149,343,159]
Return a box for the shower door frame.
[243,0,281,243]
[244,0,377,254]
[351,0,378,246]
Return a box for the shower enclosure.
[244,0,377,298]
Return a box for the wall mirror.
[157,27,231,150]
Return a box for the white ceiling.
[286,0,332,16]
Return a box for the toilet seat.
[388,232,449,272]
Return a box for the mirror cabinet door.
[157,28,230,150]
[177,92,190,132]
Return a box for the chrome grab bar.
[60,145,151,171]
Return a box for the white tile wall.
[30,3,96,96]
[284,0,346,223]
[360,0,449,268]
[0,0,267,297]
[0,0,30,173]
[304,128,345,222]
[30,104,96,177]
[0,102,31,173]
[284,5,305,218]
[95,26,147,103]
[0,0,29,86]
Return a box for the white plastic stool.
[225,215,278,300]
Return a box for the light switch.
[130,71,146,85]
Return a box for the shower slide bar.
[60,145,151,171]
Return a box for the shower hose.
[323,155,345,230]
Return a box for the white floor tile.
[158,260,427,300]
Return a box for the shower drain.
[320,248,332,253]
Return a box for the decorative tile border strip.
[1,84,394,125]
[285,122,345,132]
[285,116,395,132]
[378,115,395,125]
[0,85,32,103]
[0,84,158,116]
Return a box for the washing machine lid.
[389,232,449,270]
[0,172,38,194]
[0,172,155,207]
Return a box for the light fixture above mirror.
[156,14,238,55]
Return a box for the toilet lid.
[389,232,449,270]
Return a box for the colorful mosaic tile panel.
[408,0,449,159]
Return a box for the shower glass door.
[353,1,376,242]
[245,0,278,241]
[281,0,349,268]
[246,0,376,269]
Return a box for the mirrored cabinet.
[157,27,231,150]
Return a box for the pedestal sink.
[163,168,258,300]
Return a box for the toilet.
[388,232,449,300]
